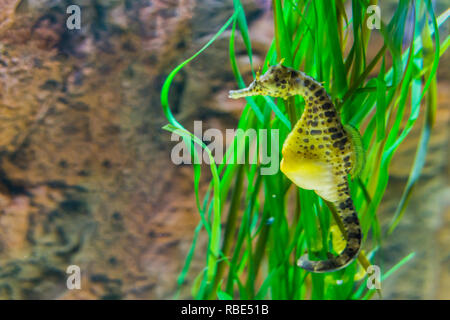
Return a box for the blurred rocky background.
[0,0,448,299]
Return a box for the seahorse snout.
[228,81,258,99]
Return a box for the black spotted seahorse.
[228,61,364,273]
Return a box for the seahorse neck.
[290,74,340,126]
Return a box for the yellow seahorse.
[229,61,364,273]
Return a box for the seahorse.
[228,61,363,273]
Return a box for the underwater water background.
[0,0,448,299]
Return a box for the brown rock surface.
[0,0,268,299]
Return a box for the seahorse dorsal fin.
[344,124,365,178]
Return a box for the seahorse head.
[229,60,299,100]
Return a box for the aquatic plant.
[161,0,448,299]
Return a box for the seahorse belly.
[280,157,339,202]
